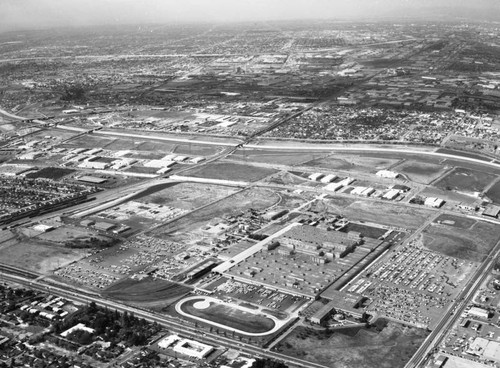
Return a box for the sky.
[1,0,499,32]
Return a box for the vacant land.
[230,149,328,166]
[149,187,279,242]
[486,181,500,204]
[434,167,497,193]
[423,221,500,262]
[434,214,476,229]
[136,182,237,210]
[343,201,435,230]
[0,241,88,274]
[305,155,401,174]
[36,226,113,248]
[26,167,75,180]
[103,277,191,306]
[394,160,448,184]
[274,322,428,368]
[183,161,277,182]
[341,223,387,239]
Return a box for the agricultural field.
[0,240,89,274]
[342,200,435,230]
[422,220,500,262]
[434,167,497,193]
[393,160,448,184]
[182,161,277,182]
[273,321,428,368]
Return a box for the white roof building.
[376,170,399,179]
[172,338,214,359]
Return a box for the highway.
[0,271,328,368]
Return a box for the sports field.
[178,297,276,334]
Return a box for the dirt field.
[342,201,435,230]
[419,187,479,205]
[0,241,89,274]
[486,181,500,204]
[183,161,277,182]
[273,322,428,368]
[230,149,329,166]
[394,160,448,184]
[149,187,279,242]
[135,182,238,210]
[423,221,500,262]
[434,167,497,193]
[305,155,401,174]
[102,277,191,306]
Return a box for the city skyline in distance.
[2,0,500,33]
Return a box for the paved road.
[405,242,500,368]
[0,271,328,368]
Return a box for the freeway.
[0,271,328,368]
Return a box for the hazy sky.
[1,0,499,32]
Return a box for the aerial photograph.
[1,0,500,367]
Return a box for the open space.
[343,201,435,230]
[183,161,277,182]
[423,221,500,262]
[177,296,277,335]
[434,167,497,194]
[273,322,429,368]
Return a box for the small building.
[324,182,344,192]
[468,306,489,319]
[320,174,338,183]
[424,197,445,208]
[173,338,214,359]
[376,170,399,179]
[32,224,54,233]
[308,173,324,181]
[484,205,500,218]
[94,222,116,232]
[383,189,399,200]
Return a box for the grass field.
[273,322,428,368]
[423,221,500,262]
[0,241,88,274]
[173,144,221,156]
[394,160,448,184]
[342,201,435,230]
[26,167,75,180]
[183,161,277,182]
[179,298,275,334]
[103,277,192,304]
[434,167,497,193]
[486,181,500,204]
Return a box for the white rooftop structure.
[173,338,213,359]
[376,170,399,179]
